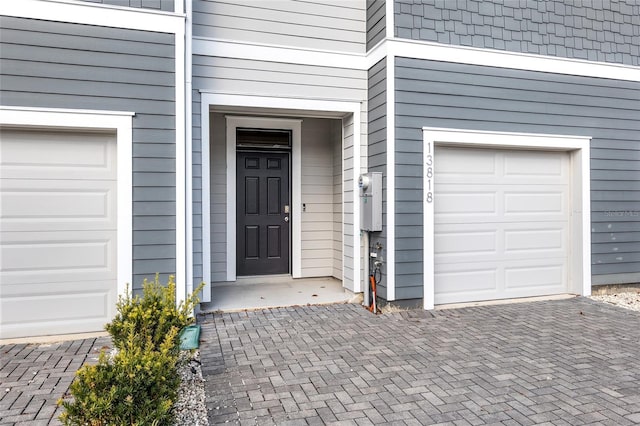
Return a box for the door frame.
[422,127,592,310]
[200,93,363,299]
[226,116,302,281]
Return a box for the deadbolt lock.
[284,205,290,213]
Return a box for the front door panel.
[237,152,290,275]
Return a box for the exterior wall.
[332,121,343,279]
[394,57,640,299]
[301,119,342,278]
[394,0,640,66]
[78,0,174,11]
[0,16,177,290]
[193,56,367,100]
[367,0,386,51]
[367,58,388,298]
[207,113,227,283]
[193,0,366,53]
[192,53,367,288]
[191,96,203,284]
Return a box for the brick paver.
[0,336,110,425]
[199,298,640,425]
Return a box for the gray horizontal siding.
[366,0,386,51]
[394,0,640,66]
[193,0,366,53]
[0,16,176,291]
[367,58,387,299]
[394,57,640,298]
[79,0,174,12]
[192,91,204,285]
[193,56,366,100]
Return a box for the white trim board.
[192,37,640,82]
[385,54,396,301]
[421,127,592,310]
[175,16,187,306]
[0,0,185,33]
[199,93,362,293]
[0,106,134,300]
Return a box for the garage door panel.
[504,228,566,253]
[0,130,116,180]
[434,266,498,304]
[434,267,498,305]
[504,191,567,216]
[435,230,497,255]
[437,148,496,176]
[1,180,116,232]
[0,280,115,338]
[503,151,568,178]
[504,263,566,290]
[434,147,570,304]
[436,147,570,185]
[436,184,569,224]
[0,129,118,339]
[435,192,497,216]
[1,230,116,285]
[435,259,567,304]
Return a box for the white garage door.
[434,147,570,305]
[0,129,117,339]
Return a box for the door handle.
[284,217,289,222]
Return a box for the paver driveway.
[199,297,640,425]
[0,336,110,425]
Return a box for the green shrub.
[59,325,179,426]
[106,274,204,351]
[59,275,205,425]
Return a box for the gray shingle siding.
[366,0,386,51]
[0,16,177,290]
[367,59,387,298]
[394,0,640,66]
[78,0,174,12]
[394,57,640,299]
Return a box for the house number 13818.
[426,142,433,203]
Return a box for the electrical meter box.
[359,172,382,231]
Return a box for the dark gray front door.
[237,151,290,275]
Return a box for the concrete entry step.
[200,277,355,312]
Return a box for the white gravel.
[174,351,209,426]
[590,290,640,313]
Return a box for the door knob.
[284,217,289,222]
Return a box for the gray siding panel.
[395,57,640,298]
[192,91,203,285]
[367,59,387,299]
[0,16,176,290]
[394,0,640,66]
[78,0,174,12]
[194,0,366,53]
[366,0,386,51]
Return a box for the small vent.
[237,128,291,149]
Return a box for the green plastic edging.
[179,324,201,350]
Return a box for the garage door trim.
[1,106,134,306]
[422,127,591,310]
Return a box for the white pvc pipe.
[363,231,370,307]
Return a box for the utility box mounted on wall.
[359,172,382,232]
